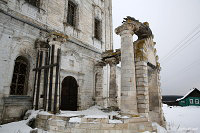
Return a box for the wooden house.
[176,88,200,106]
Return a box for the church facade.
[0,0,113,123]
[0,0,165,131]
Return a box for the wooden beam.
[33,63,57,71]
[35,51,43,110]
[48,45,55,111]
[54,49,61,114]
[43,51,49,111]
[32,51,39,108]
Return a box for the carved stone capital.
[105,57,119,66]
[95,61,106,67]
[115,23,136,36]
[35,39,50,50]
[47,32,68,43]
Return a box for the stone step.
[81,116,109,123]
[123,117,148,123]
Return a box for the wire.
[163,33,200,65]
[160,24,200,63]
[161,31,200,65]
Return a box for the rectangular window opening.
[195,99,199,104]
[25,0,40,7]
[94,19,101,40]
[189,99,193,104]
[67,1,77,27]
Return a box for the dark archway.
[60,76,78,111]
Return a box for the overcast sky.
[112,0,200,95]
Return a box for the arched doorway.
[60,76,78,111]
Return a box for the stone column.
[115,21,138,114]
[108,60,118,107]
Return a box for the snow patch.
[109,120,123,124]
[69,117,81,123]
[0,110,40,133]
[84,115,108,118]
[163,104,200,133]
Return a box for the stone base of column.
[107,97,118,108]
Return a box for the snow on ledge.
[69,117,81,123]
[84,115,109,118]
[109,120,123,124]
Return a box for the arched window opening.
[10,56,29,95]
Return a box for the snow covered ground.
[163,104,200,133]
[0,110,40,133]
[0,104,199,133]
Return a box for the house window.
[67,1,77,27]
[10,56,29,95]
[94,18,101,40]
[189,99,193,104]
[195,99,199,104]
[25,0,40,7]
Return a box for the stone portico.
[34,17,165,133]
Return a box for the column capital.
[115,19,139,36]
[105,57,119,66]
[35,39,50,51]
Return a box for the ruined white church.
[0,0,165,132]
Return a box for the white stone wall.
[0,0,112,51]
[0,12,39,123]
[0,0,113,123]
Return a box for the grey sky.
[112,0,200,95]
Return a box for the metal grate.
[94,18,101,40]
[10,57,28,95]
[67,1,77,27]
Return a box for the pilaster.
[94,62,106,107]
[134,39,149,117]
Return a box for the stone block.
[135,74,148,78]
[114,123,128,130]
[138,104,149,109]
[48,119,66,127]
[136,81,148,86]
[136,70,146,75]
[79,123,101,129]
[137,95,148,100]
[137,87,148,91]
[52,115,70,121]
[101,123,115,129]
[49,125,59,131]
[71,128,87,133]
[137,90,148,95]
[135,62,147,66]
[128,123,138,130]
[109,130,123,133]
[137,99,149,104]
[81,117,109,123]
[136,77,148,82]
[38,114,52,120]
[123,117,148,123]
[138,108,149,113]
